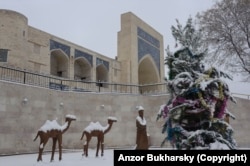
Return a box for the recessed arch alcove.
[96,64,108,87]
[138,55,160,93]
[74,57,92,81]
[50,49,69,78]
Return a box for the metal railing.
[0,65,168,95]
[1,65,249,99]
[230,92,250,100]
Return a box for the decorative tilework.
[137,27,161,75]
[0,49,8,62]
[50,40,70,57]
[137,27,160,48]
[74,49,93,66]
[96,57,109,71]
[137,38,160,75]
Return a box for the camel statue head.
[65,114,77,122]
[62,114,76,134]
[107,116,117,125]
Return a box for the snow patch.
[84,122,109,133]
[136,106,144,111]
[209,140,230,150]
[136,116,146,125]
[83,117,117,133]
[38,119,64,132]
[37,115,76,132]
[108,116,117,121]
[66,114,77,120]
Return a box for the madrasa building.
[0,9,165,89]
[0,9,249,153]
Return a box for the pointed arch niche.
[50,49,69,78]
[74,57,92,81]
[138,55,160,93]
[96,64,108,87]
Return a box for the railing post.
[23,70,26,84]
[60,80,63,90]
[98,80,101,92]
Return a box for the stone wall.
[0,80,169,154]
[0,80,249,154]
[226,97,250,148]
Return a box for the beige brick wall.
[0,80,169,154]
[0,80,249,154]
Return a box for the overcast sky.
[1,0,216,59]
[1,1,249,93]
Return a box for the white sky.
[0,0,216,59]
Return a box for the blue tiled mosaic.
[96,58,109,71]
[74,49,93,66]
[0,49,8,62]
[50,40,70,57]
[138,38,160,75]
[137,27,160,48]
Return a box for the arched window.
[50,49,69,78]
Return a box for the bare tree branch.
[196,0,250,81]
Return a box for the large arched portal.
[96,64,108,87]
[138,55,160,93]
[50,49,69,78]
[74,57,92,81]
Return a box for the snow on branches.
[158,17,237,150]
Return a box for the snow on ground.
[1,147,249,165]
[0,149,113,166]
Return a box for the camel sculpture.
[80,116,117,157]
[33,114,76,162]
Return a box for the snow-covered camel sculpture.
[80,117,117,157]
[33,114,76,162]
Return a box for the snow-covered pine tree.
[157,17,237,150]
